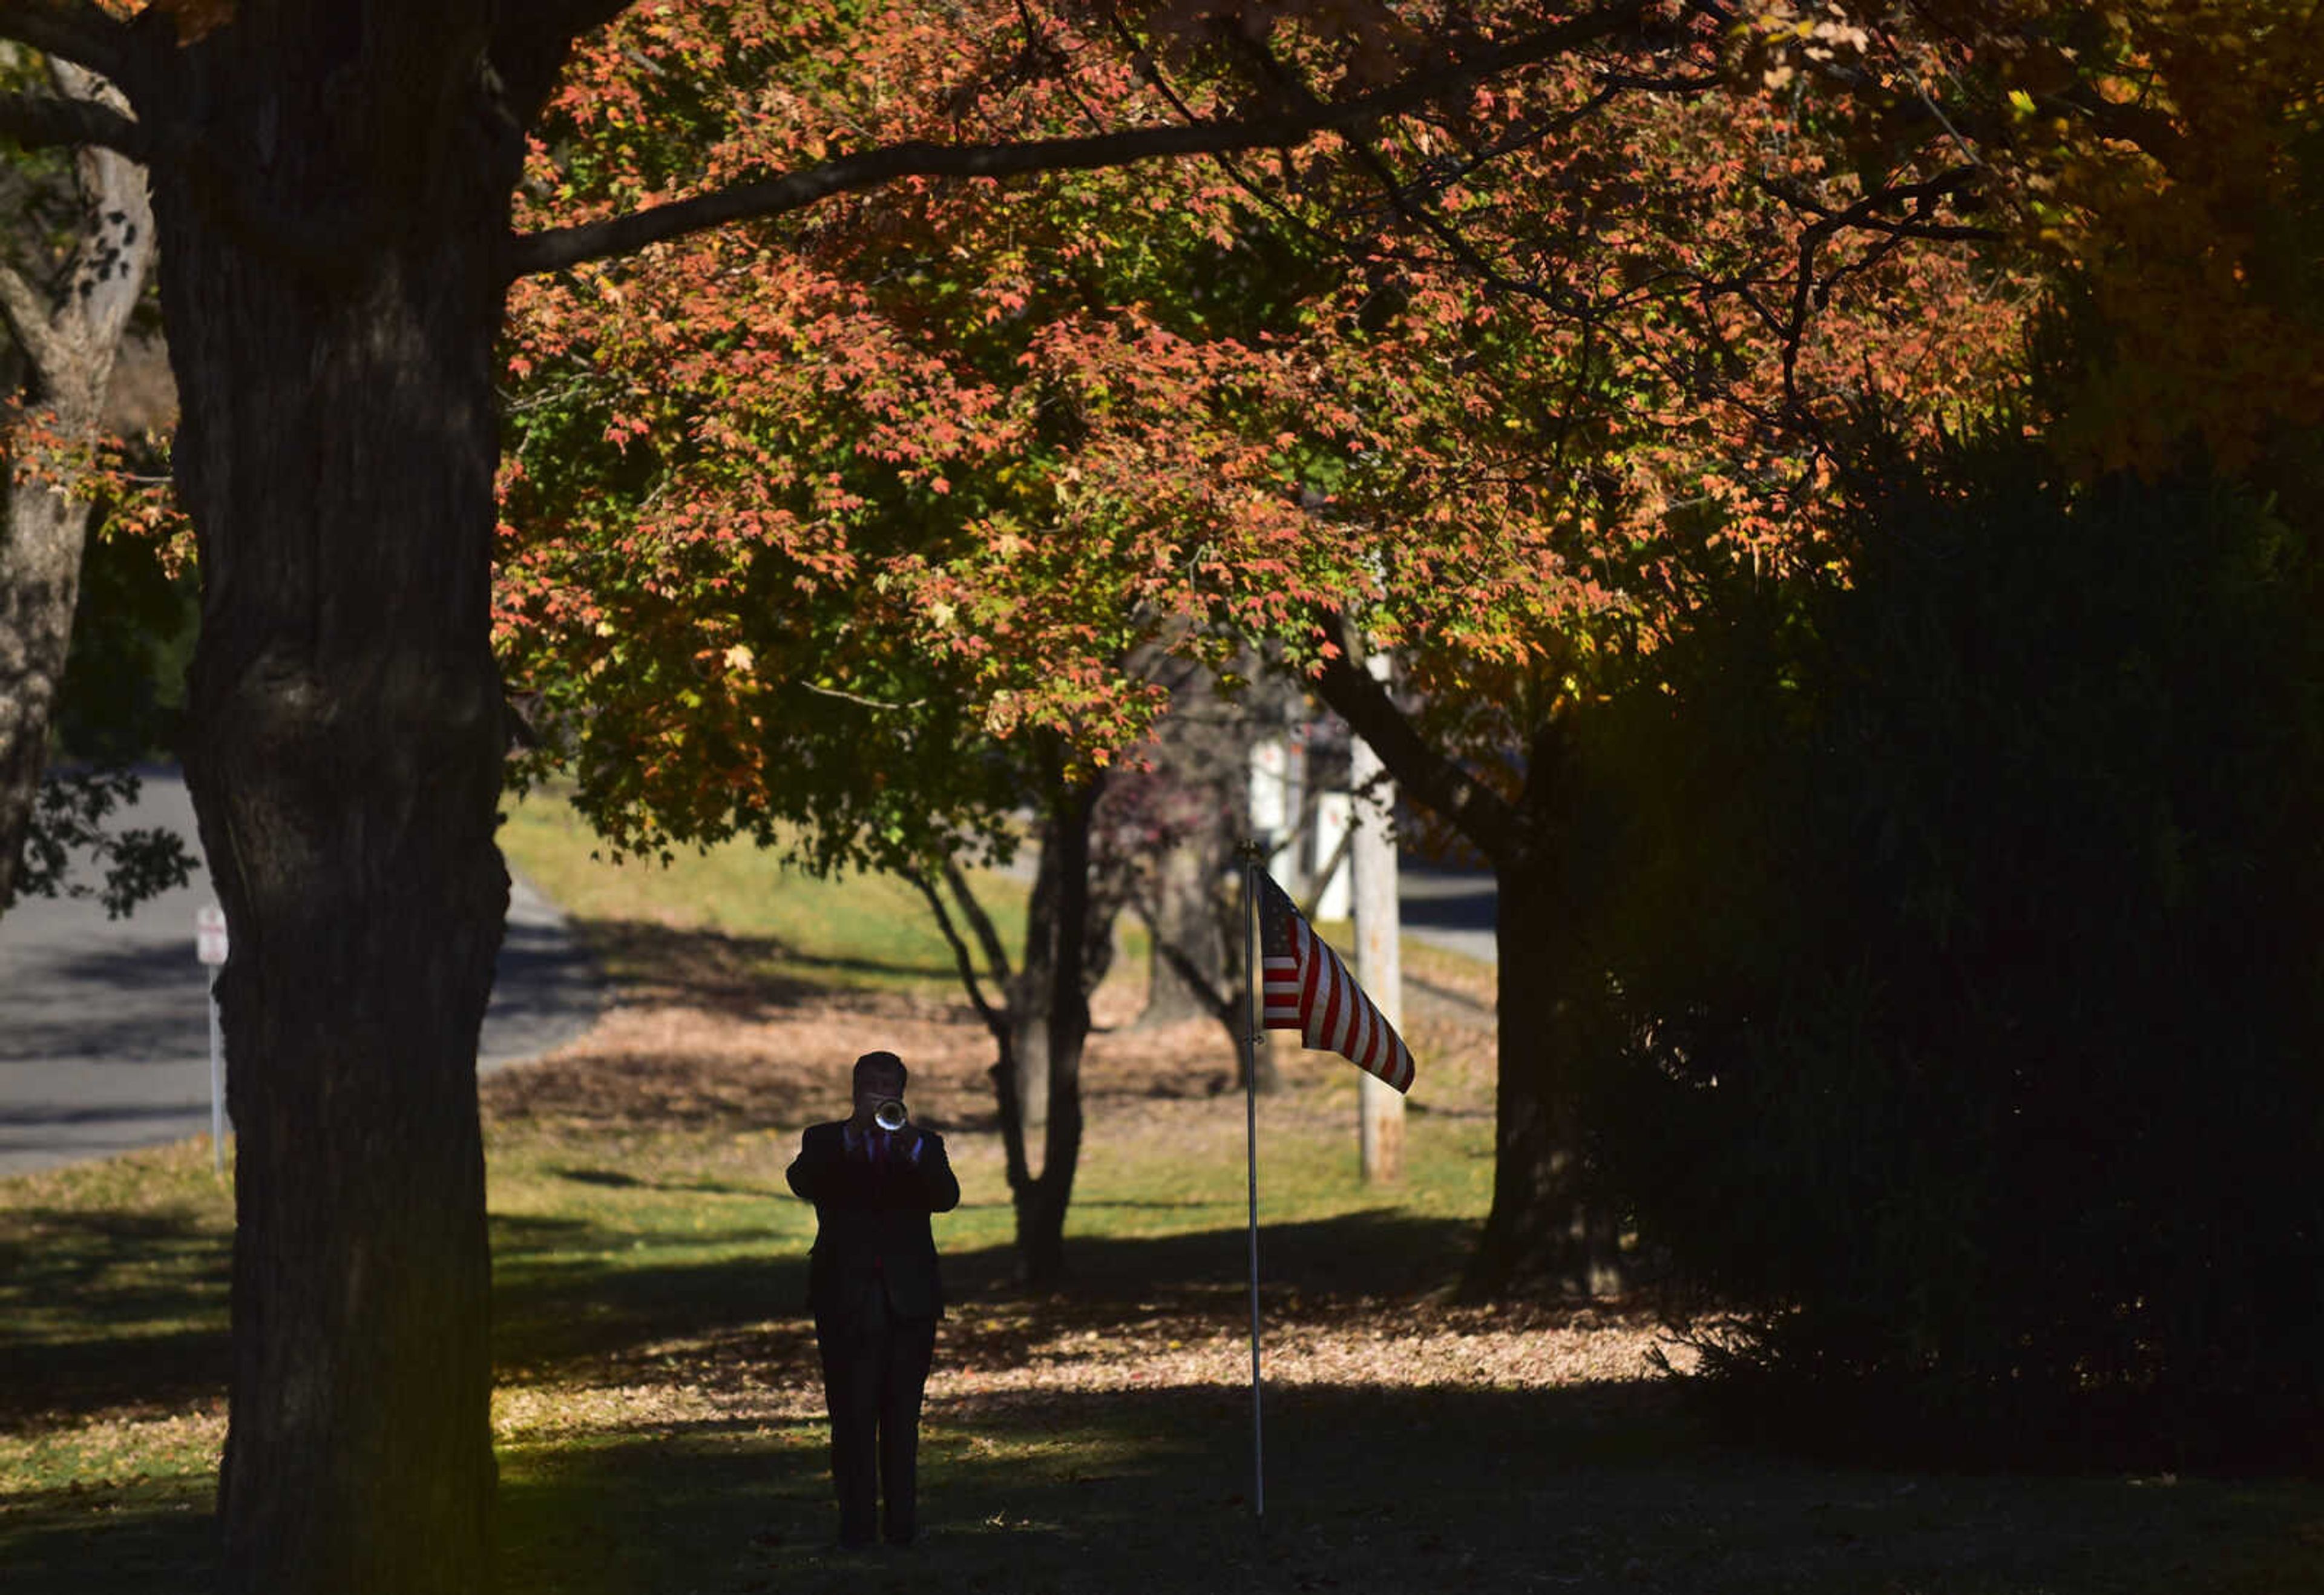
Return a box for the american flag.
[1255,870,1417,1094]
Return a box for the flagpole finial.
[1236,838,1268,863]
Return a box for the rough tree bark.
[1472,863,1623,1294]
[134,12,559,1591]
[0,58,152,906]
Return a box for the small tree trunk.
[143,19,525,1592]
[1000,775,1105,1284]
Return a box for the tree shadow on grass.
[568,919,956,1016]
[0,1206,229,1428]
[0,1484,218,1595]
[479,1380,2324,1595]
[15,1200,2324,1595]
[13,1378,2321,1595]
[4,1205,1487,1435]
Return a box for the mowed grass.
[495,791,1046,995]
[5,792,2323,1594]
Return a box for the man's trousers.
[815,1287,937,1546]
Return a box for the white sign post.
[195,904,228,1173]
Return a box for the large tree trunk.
[0,62,154,907]
[143,18,524,1593]
[1308,639,1617,1298]
[1463,866,1623,1298]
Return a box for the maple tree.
[496,1,1307,1279]
[1,2,1755,1588]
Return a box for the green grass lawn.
[496,791,1047,995]
[5,794,2322,1594]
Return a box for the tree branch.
[0,1,133,81]
[0,87,145,156]
[1307,610,1531,869]
[942,856,1015,995]
[908,863,1010,1047]
[505,1,1657,277]
[1765,165,1988,426]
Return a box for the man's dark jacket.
[785,1121,961,1322]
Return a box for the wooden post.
[1350,691,1405,1184]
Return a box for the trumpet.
[872,1097,909,1133]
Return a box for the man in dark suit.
[786,1050,960,1549]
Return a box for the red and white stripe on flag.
[1255,870,1417,1094]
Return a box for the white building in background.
[1310,791,1353,920]
[1248,721,1356,921]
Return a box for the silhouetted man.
[786,1050,960,1549]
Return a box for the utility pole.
[1349,663,1404,1183]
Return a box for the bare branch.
[0,61,153,413]
[505,1,1657,277]
[0,87,145,157]
[1308,610,1531,869]
[0,1,133,81]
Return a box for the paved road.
[0,772,602,1177]
[1396,855,1496,967]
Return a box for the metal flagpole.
[1239,843,1265,1525]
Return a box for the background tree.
[1110,650,1267,1035]
[493,0,1406,1278]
